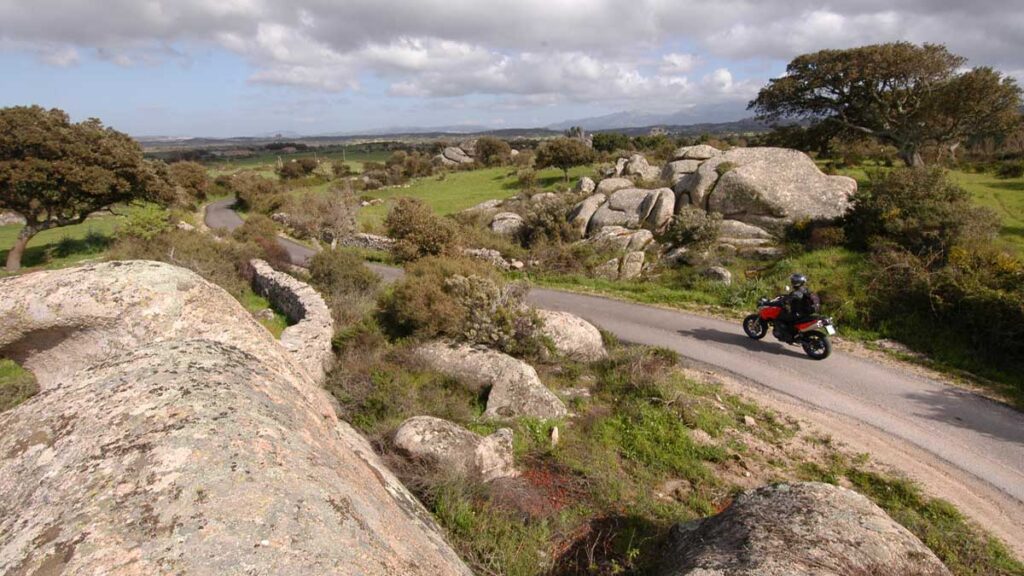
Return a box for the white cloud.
[661,53,698,74]
[0,0,1021,113]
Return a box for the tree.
[592,132,631,154]
[474,137,512,166]
[534,137,595,182]
[0,106,167,271]
[749,43,1022,167]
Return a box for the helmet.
[790,273,807,288]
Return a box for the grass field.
[206,147,390,177]
[357,164,595,231]
[0,214,120,275]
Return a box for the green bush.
[474,137,512,167]
[230,173,286,214]
[118,203,170,241]
[108,229,260,298]
[846,167,1000,258]
[664,206,722,248]
[308,248,381,328]
[232,214,278,244]
[384,197,459,261]
[516,192,583,247]
[995,160,1024,179]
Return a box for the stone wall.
[249,259,334,381]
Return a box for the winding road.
[207,198,1024,547]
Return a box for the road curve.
[206,199,1024,520]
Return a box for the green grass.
[950,171,1024,255]
[237,289,290,338]
[205,147,389,177]
[0,215,120,275]
[0,359,38,413]
[356,164,595,231]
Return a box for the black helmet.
[790,273,807,288]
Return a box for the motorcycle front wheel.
[743,314,767,340]
[801,333,832,360]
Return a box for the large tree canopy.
[0,106,167,271]
[535,137,595,182]
[749,43,1022,167]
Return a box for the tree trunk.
[5,226,35,272]
[563,168,569,183]
[900,147,925,168]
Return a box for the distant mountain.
[547,105,763,132]
[316,124,493,137]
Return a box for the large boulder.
[537,310,607,361]
[569,193,607,237]
[443,146,474,165]
[661,159,701,185]
[595,177,634,196]
[575,176,596,194]
[674,157,723,209]
[584,225,654,252]
[619,250,646,280]
[719,219,772,240]
[659,482,950,576]
[625,154,661,182]
[414,341,567,420]
[490,212,525,236]
[672,144,722,161]
[707,147,856,232]
[0,261,471,576]
[589,187,674,234]
[0,210,27,226]
[393,416,517,482]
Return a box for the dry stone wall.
[249,258,334,381]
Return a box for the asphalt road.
[206,198,1024,510]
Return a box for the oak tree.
[535,137,595,182]
[749,43,1021,167]
[0,106,167,271]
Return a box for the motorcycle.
[742,296,836,360]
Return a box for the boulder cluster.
[563,145,856,281]
[433,139,519,168]
[397,310,607,482]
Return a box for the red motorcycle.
[742,296,836,360]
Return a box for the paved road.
[207,198,1024,510]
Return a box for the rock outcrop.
[490,212,525,236]
[584,225,654,253]
[659,482,950,576]
[588,187,675,234]
[393,416,517,482]
[595,250,646,281]
[414,341,567,420]
[0,210,26,226]
[537,310,607,361]
[0,261,471,576]
[250,259,334,380]
[571,146,855,245]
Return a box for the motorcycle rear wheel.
[801,334,831,360]
[743,314,767,340]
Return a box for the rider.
[775,273,812,341]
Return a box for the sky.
[0,0,1022,137]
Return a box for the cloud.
[0,0,1021,110]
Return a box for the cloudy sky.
[1,0,1021,137]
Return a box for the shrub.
[995,160,1024,179]
[118,203,171,241]
[474,137,512,167]
[714,161,736,177]
[664,206,721,249]
[332,161,355,177]
[443,274,548,358]
[167,161,210,207]
[285,186,358,246]
[230,173,286,214]
[108,229,260,298]
[232,214,278,244]
[517,192,584,247]
[846,167,1000,258]
[378,256,498,339]
[308,248,381,328]
[385,197,459,261]
[277,161,307,180]
[515,168,537,190]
